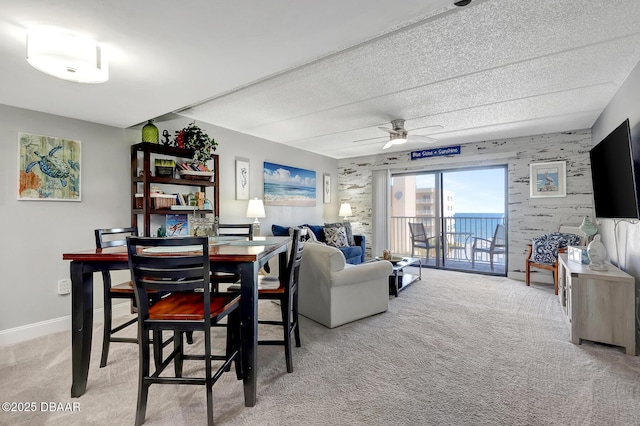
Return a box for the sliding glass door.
[390,166,507,275]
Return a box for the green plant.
[174,122,217,164]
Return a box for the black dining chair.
[95,227,170,368]
[127,236,242,426]
[210,223,254,291]
[256,227,306,373]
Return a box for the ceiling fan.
[378,119,439,150]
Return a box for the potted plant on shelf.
[174,122,218,164]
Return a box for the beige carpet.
[2,269,640,426]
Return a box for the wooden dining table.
[62,235,290,407]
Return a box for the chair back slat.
[287,228,306,289]
[127,236,211,321]
[95,227,137,249]
[218,223,253,239]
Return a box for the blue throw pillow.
[302,224,325,242]
[271,224,291,236]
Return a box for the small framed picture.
[323,174,331,204]
[236,160,249,200]
[530,161,566,198]
[18,132,81,201]
[166,214,189,236]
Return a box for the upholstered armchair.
[525,225,586,294]
[298,242,392,328]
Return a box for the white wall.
[0,104,131,336]
[591,59,640,346]
[0,106,338,344]
[135,116,339,230]
[338,129,594,282]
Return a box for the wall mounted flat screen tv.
[589,118,640,219]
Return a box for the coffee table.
[387,257,422,297]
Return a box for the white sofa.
[298,242,393,328]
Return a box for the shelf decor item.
[579,216,598,242]
[154,158,175,177]
[142,119,159,143]
[587,234,608,271]
[174,122,217,164]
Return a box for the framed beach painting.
[530,161,566,198]
[236,159,249,200]
[323,174,331,204]
[18,132,81,201]
[263,162,316,206]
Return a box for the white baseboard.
[509,271,554,285]
[0,303,132,347]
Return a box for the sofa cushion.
[271,224,291,237]
[300,225,318,242]
[324,226,349,248]
[303,224,325,242]
[325,221,355,246]
[340,245,362,261]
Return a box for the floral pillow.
[323,226,349,248]
[531,232,582,264]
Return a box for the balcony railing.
[391,215,506,273]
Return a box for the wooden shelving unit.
[131,142,219,237]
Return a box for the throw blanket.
[531,232,582,264]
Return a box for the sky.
[416,167,505,214]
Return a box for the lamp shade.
[246,198,266,218]
[27,29,109,83]
[338,203,353,219]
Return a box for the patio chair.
[471,223,506,270]
[408,222,437,261]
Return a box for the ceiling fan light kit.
[379,119,437,150]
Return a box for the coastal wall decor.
[529,161,566,198]
[323,174,331,204]
[236,159,249,200]
[18,132,81,201]
[263,161,316,206]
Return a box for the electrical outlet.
[57,279,71,295]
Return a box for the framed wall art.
[18,132,81,201]
[323,174,331,204]
[235,159,249,200]
[263,161,316,206]
[530,161,566,198]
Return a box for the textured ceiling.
[2,0,640,159]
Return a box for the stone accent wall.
[337,129,594,282]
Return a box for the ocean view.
[453,212,505,241]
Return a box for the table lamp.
[246,198,266,236]
[339,202,353,222]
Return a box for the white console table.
[558,254,636,355]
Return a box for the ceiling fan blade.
[378,126,400,135]
[407,134,437,143]
[352,136,386,143]
[382,140,394,150]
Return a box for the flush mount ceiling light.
[26,29,108,83]
[454,0,472,6]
